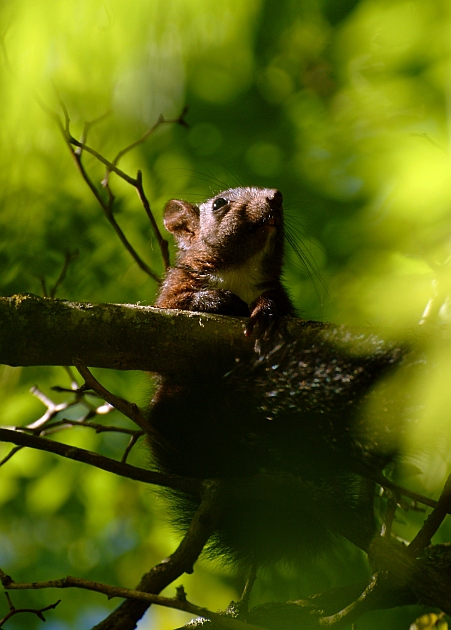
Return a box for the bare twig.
[0,591,60,626]
[0,428,202,496]
[0,446,23,467]
[49,250,79,298]
[99,174,162,283]
[319,574,381,627]
[56,92,70,134]
[23,378,111,436]
[38,97,186,279]
[135,169,170,269]
[73,359,150,432]
[0,569,263,630]
[38,246,78,299]
[15,375,144,462]
[239,564,258,614]
[27,384,78,430]
[71,141,161,283]
[77,111,112,155]
[38,97,162,282]
[407,473,451,557]
[48,418,138,436]
[65,136,137,183]
[121,432,144,464]
[90,479,229,630]
[111,107,188,168]
[22,383,144,461]
[372,474,439,511]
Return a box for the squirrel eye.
[212,197,228,211]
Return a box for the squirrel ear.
[163,200,200,248]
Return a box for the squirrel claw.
[245,311,284,355]
[246,293,283,340]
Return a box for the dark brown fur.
[155,187,295,333]
[147,187,408,566]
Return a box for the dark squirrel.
[147,187,408,566]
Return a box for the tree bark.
[0,293,252,372]
[0,293,409,373]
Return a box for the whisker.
[284,225,329,308]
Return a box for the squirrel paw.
[245,296,286,352]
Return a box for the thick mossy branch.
[0,293,410,373]
[0,293,251,371]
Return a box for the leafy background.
[1,0,451,628]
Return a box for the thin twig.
[91,478,225,630]
[319,574,380,627]
[70,104,186,273]
[68,136,137,183]
[77,106,187,273]
[37,97,162,282]
[0,428,202,496]
[73,359,150,432]
[26,414,145,466]
[108,107,187,169]
[0,570,263,630]
[0,591,60,625]
[408,473,451,557]
[69,141,161,283]
[49,250,79,298]
[56,92,70,134]
[64,365,78,391]
[39,250,78,299]
[0,446,23,467]
[26,385,74,430]
[77,111,112,155]
[121,432,144,463]
[135,169,170,270]
[239,564,258,614]
[30,417,141,437]
[371,473,440,511]
[24,380,106,434]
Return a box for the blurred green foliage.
[1,0,451,628]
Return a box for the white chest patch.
[208,249,267,305]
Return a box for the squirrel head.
[163,187,285,271]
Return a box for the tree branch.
[0,293,444,513]
[134,169,170,270]
[91,480,224,630]
[0,428,202,496]
[0,571,264,630]
[73,359,150,432]
[1,292,405,373]
[0,293,254,372]
[407,473,451,557]
[55,98,186,276]
[0,591,60,626]
[368,536,451,616]
[39,97,167,282]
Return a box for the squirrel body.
[147,187,405,566]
